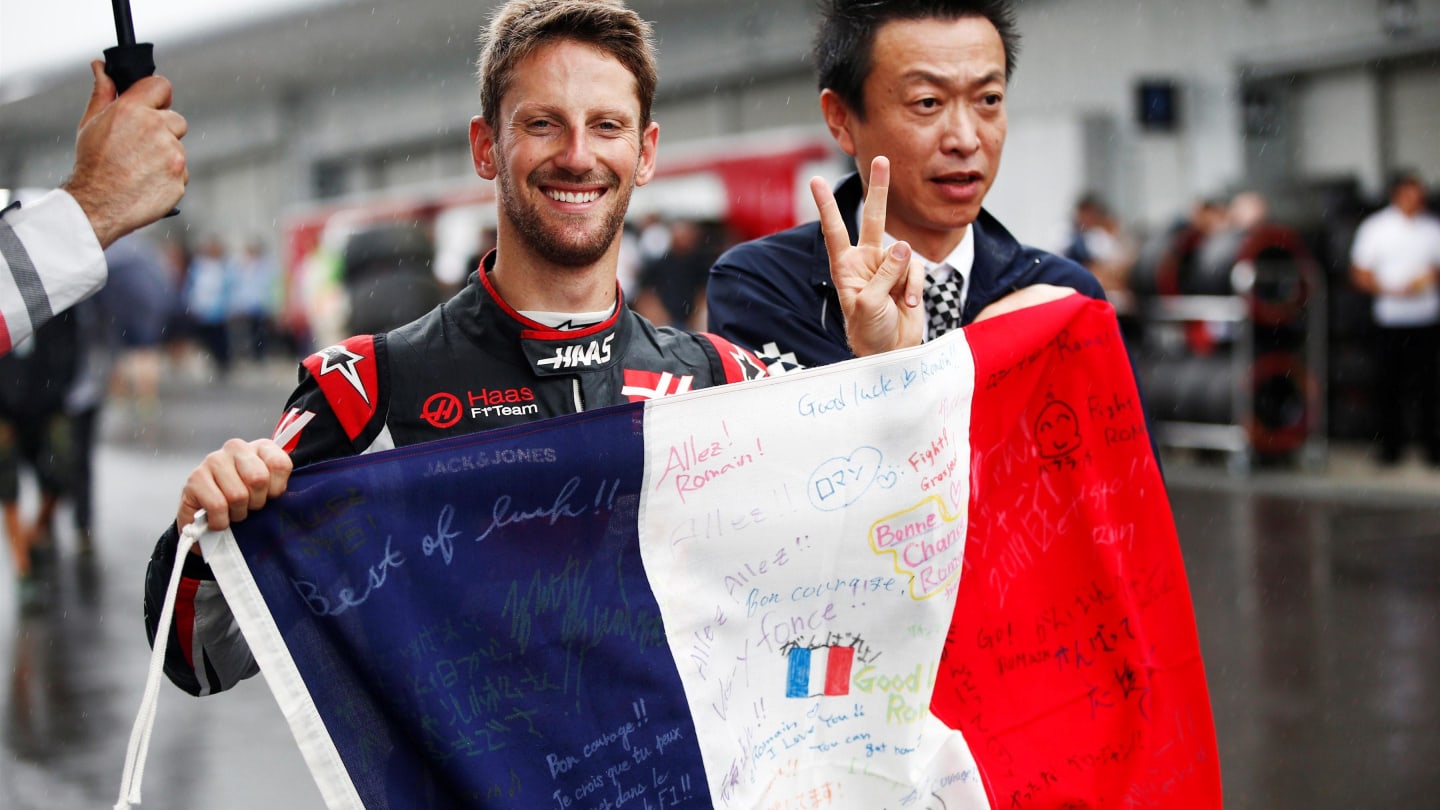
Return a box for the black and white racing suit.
[144,265,769,696]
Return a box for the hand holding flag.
[175,438,292,533]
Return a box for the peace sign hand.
[810,155,926,358]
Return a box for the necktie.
[924,266,964,338]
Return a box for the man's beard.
[495,158,634,268]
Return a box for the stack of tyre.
[1136,222,1319,457]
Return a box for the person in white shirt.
[1350,173,1440,465]
[1,61,188,357]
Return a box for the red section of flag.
[823,647,854,696]
[934,295,1222,807]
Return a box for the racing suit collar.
[465,255,630,378]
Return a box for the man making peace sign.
[708,0,1105,366]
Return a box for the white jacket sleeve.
[0,189,108,355]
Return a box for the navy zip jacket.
[707,172,1106,367]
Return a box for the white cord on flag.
[114,510,207,810]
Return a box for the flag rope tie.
[114,510,206,810]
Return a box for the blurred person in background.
[229,239,280,364]
[1065,192,1138,344]
[298,228,349,353]
[1195,190,1269,278]
[633,219,716,329]
[158,238,196,374]
[340,222,444,336]
[1350,172,1440,467]
[0,310,79,610]
[707,0,1103,367]
[1130,196,1228,326]
[64,296,115,555]
[101,233,175,421]
[1186,190,1271,350]
[1228,190,1269,233]
[636,211,671,263]
[1065,194,1132,289]
[1,62,187,357]
[1064,193,1134,308]
[1138,198,1227,277]
[615,223,643,301]
[184,236,235,378]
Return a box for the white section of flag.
[637,330,987,809]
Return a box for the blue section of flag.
[232,405,711,807]
[785,647,812,699]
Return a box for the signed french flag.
[193,295,1220,809]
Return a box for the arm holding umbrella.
[0,3,186,356]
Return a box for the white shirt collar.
[852,202,977,323]
[873,219,974,299]
[862,199,975,285]
[917,225,975,286]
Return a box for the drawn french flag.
[785,646,856,698]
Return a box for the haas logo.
[536,334,614,370]
[421,392,463,428]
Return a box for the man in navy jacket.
[708,0,1104,366]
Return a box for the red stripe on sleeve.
[175,577,200,670]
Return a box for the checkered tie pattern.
[923,266,964,338]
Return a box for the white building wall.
[999,0,1440,239]
[732,74,825,135]
[4,0,1437,251]
[1388,61,1440,183]
[10,143,74,192]
[290,66,475,161]
[1294,67,1385,195]
[985,114,1088,254]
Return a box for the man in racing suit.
[144,0,928,698]
[144,260,767,695]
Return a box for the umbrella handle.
[102,42,154,95]
[102,42,179,218]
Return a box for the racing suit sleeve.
[143,350,382,696]
[693,331,775,382]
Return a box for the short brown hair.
[476,0,658,126]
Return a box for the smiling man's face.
[472,38,657,269]
[822,15,1008,261]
